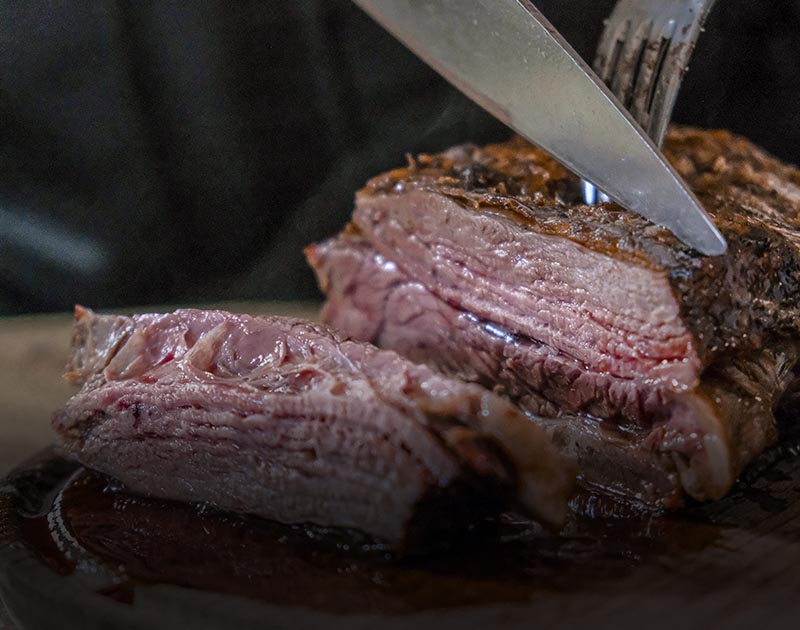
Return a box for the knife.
[353,0,727,255]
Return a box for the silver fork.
[583,0,718,205]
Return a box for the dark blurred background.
[1,0,799,315]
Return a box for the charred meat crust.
[359,127,800,366]
[306,126,800,507]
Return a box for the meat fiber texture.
[307,126,800,508]
[53,307,573,547]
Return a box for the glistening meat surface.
[53,307,573,546]
[307,126,800,507]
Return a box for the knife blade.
[353,0,727,255]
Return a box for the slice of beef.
[306,126,800,508]
[53,307,573,547]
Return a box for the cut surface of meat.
[307,126,800,507]
[53,307,573,546]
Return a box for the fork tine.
[608,19,654,109]
[627,18,678,134]
[647,7,714,145]
[593,0,717,143]
[594,17,631,85]
[583,0,718,206]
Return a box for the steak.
[306,126,800,508]
[53,307,573,546]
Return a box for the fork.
[583,0,718,205]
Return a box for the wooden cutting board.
[1,304,800,630]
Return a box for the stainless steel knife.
[353,0,727,255]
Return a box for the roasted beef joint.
[307,126,800,508]
[53,307,573,546]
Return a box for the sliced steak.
[306,126,800,508]
[53,307,573,546]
